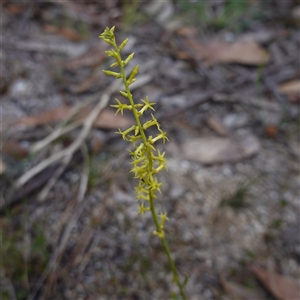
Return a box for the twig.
[78,233,102,272]
[264,77,288,104]
[4,40,87,57]
[59,192,109,275]
[31,122,80,154]
[16,88,115,188]
[78,143,89,203]
[37,154,72,202]
[0,165,58,212]
[36,141,88,209]
[26,198,88,300]
[31,91,105,153]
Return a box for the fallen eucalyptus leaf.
[250,265,300,300]
[167,135,260,164]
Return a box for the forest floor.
[1,1,300,300]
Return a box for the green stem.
[150,193,187,300]
[115,43,187,300]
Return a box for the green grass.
[219,180,252,210]
[0,219,50,300]
[121,0,146,32]
[176,0,257,32]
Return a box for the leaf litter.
[1,1,300,299]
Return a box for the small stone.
[9,78,32,97]
[222,165,232,176]
[223,113,249,129]
[161,95,187,107]
[292,5,300,21]
[203,289,213,299]
[281,219,300,256]
[183,231,193,242]
[170,184,185,199]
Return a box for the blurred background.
[1,1,300,299]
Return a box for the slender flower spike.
[100,27,187,300]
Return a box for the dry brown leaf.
[265,124,278,138]
[4,3,25,15]
[43,24,59,34]
[279,79,300,102]
[279,80,300,94]
[185,37,270,66]
[292,5,300,22]
[11,106,72,128]
[167,135,260,164]
[43,24,83,42]
[250,265,300,300]
[63,44,107,71]
[71,106,134,129]
[90,135,105,154]
[2,140,29,159]
[10,105,133,130]
[222,279,265,300]
[93,109,134,129]
[206,117,229,136]
[239,30,275,44]
[59,28,83,42]
[176,26,198,37]
[71,73,101,94]
[0,160,5,175]
[205,39,269,66]
[176,50,191,60]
